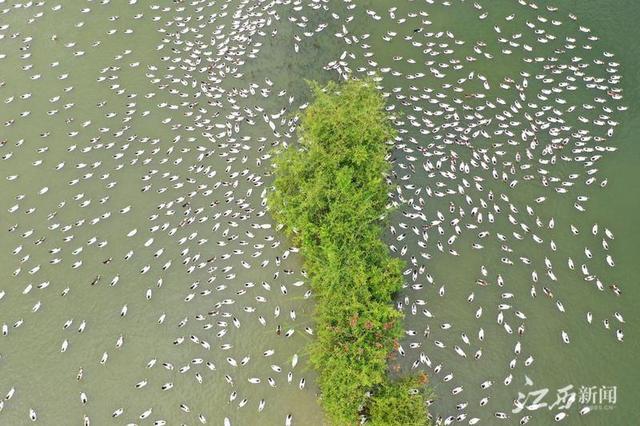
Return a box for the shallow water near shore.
[0,1,638,425]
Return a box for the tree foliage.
[368,376,432,426]
[269,79,430,425]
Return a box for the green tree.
[269,79,431,425]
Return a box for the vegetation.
[269,79,430,425]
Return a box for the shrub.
[269,79,430,425]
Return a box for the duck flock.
[0,0,628,425]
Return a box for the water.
[0,1,637,425]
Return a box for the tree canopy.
[269,79,431,425]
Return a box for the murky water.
[0,1,637,425]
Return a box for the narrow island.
[269,79,431,425]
